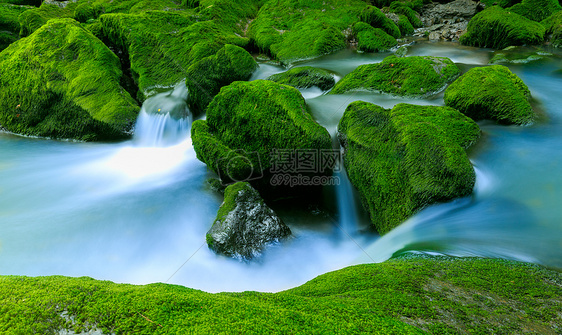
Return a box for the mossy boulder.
[330,55,460,97]
[352,21,398,52]
[489,47,552,64]
[396,14,414,36]
[542,11,562,47]
[266,66,336,91]
[444,65,535,125]
[206,182,291,260]
[0,3,29,50]
[508,0,561,22]
[359,5,401,38]
[389,1,423,28]
[191,80,332,192]
[460,6,545,49]
[338,101,480,234]
[99,9,252,96]
[0,18,139,140]
[248,0,368,64]
[185,44,257,114]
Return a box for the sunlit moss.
[0,18,139,140]
[460,6,545,49]
[331,55,460,97]
[444,65,535,125]
[508,0,561,22]
[338,102,480,234]
[353,21,397,52]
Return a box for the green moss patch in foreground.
[460,6,545,49]
[0,18,139,141]
[330,55,460,97]
[1,256,560,333]
[338,102,480,234]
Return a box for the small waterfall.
[134,81,192,147]
[335,168,360,237]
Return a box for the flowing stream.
[0,42,561,293]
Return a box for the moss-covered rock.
[248,0,368,64]
[331,55,460,97]
[338,102,480,234]
[0,18,139,140]
[360,5,401,38]
[396,14,414,36]
[508,0,561,22]
[353,21,398,52]
[191,80,332,192]
[206,182,291,260]
[0,3,29,50]
[489,47,552,64]
[1,256,560,333]
[185,44,257,114]
[389,1,423,28]
[266,66,336,91]
[460,6,545,49]
[0,0,40,5]
[444,65,535,125]
[542,11,562,47]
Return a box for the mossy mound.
[508,0,561,22]
[542,11,562,47]
[460,6,545,49]
[248,0,368,64]
[266,66,336,91]
[389,1,422,28]
[185,44,257,114]
[338,102,480,234]
[0,0,40,5]
[191,80,332,190]
[353,21,398,52]
[0,18,139,141]
[0,3,29,50]
[99,4,255,96]
[396,14,414,36]
[331,55,460,97]
[360,5,401,38]
[1,256,560,333]
[206,182,291,260]
[444,65,535,125]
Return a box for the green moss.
[18,2,73,37]
[0,18,139,140]
[331,55,460,97]
[338,102,480,234]
[489,47,551,64]
[74,3,100,23]
[248,0,368,64]
[353,21,397,52]
[191,80,332,189]
[444,65,535,125]
[389,1,422,28]
[1,256,559,333]
[360,5,401,38]
[0,0,40,5]
[541,11,562,47]
[396,14,414,36]
[266,66,336,91]
[460,6,546,49]
[0,3,29,32]
[185,44,257,114]
[508,0,561,22]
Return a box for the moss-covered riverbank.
[1,256,560,334]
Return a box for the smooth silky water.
[1,42,561,293]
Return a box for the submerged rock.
[489,46,552,64]
[0,18,139,141]
[444,65,535,125]
[330,55,460,97]
[266,66,336,90]
[459,6,545,49]
[185,44,257,114]
[191,80,333,193]
[338,102,480,234]
[206,182,291,260]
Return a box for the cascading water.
[133,81,192,147]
